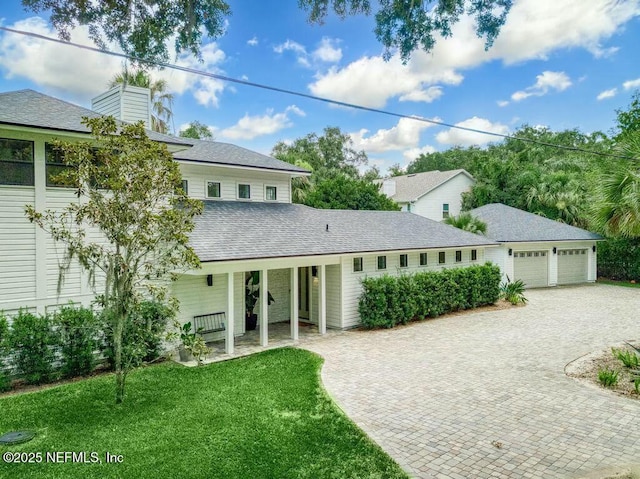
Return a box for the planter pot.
[245,313,258,331]
[178,346,194,362]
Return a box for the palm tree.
[591,167,640,239]
[109,67,173,134]
[444,212,487,235]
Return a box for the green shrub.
[101,300,174,370]
[611,348,639,369]
[597,368,619,388]
[9,310,58,385]
[359,263,501,329]
[597,237,640,281]
[54,305,99,378]
[0,314,10,392]
[500,277,528,305]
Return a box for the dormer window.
[207,181,221,198]
[265,186,277,201]
[238,183,251,199]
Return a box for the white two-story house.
[0,87,501,354]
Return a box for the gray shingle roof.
[0,89,188,145]
[384,169,474,203]
[469,203,602,242]
[191,201,497,262]
[174,139,310,174]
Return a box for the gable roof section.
[191,201,497,262]
[386,169,474,203]
[173,139,310,174]
[469,203,602,242]
[0,89,188,146]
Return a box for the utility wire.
[0,25,633,161]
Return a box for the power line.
[0,25,633,161]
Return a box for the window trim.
[442,203,450,219]
[206,180,221,199]
[471,249,477,261]
[181,179,189,195]
[438,251,446,264]
[419,252,428,266]
[353,257,363,273]
[399,254,408,268]
[377,255,387,271]
[455,250,462,263]
[237,183,251,200]
[0,138,35,187]
[265,185,277,201]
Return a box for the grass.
[0,348,408,479]
[597,278,640,288]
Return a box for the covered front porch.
[172,255,343,357]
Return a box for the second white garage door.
[514,251,549,288]
[557,249,588,284]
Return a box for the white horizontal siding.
[180,163,292,203]
[326,264,341,329]
[266,268,290,324]
[0,186,36,303]
[412,174,474,221]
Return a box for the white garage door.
[557,249,588,285]
[513,251,549,288]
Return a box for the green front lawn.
[0,348,407,479]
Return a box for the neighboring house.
[0,87,498,354]
[380,170,475,221]
[469,204,602,288]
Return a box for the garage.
[514,251,548,288]
[557,249,588,284]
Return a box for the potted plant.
[245,271,275,331]
[172,321,210,365]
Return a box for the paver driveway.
[304,284,640,479]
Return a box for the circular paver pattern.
[304,284,640,479]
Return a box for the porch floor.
[176,321,346,366]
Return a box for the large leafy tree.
[24,1,510,64]
[26,117,203,403]
[179,121,213,140]
[22,0,231,64]
[304,173,400,211]
[109,67,174,134]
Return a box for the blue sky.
[1,0,639,173]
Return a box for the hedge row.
[597,238,640,281]
[358,263,501,329]
[0,301,172,392]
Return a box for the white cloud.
[273,39,310,67]
[312,37,342,63]
[597,88,617,100]
[497,100,510,107]
[247,36,258,46]
[309,0,639,107]
[403,145,436,162]
[399,86,443,103]
[623,78,640,90]
[218,105,305,140]
[350,117,439,153]
[511,71,572,102]
[0,17,122,101]
[436,117,509,147]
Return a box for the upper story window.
[377,255,387,271]
[0,138,34,186]
[265,186,277,201]
[399,254,408,268]
[419,252,428,266]
[439,251,446,264]
[207,181,221,198]
[353,257,363,272]
[442,203,450,219]
[238,183,251,199]
[471,249,477,261]
[45,143,74,188]
[181,180,189,195]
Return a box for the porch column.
[225,272,234,354]
[260,269,268,346]
[318,264,326,335]
[290,267,299,341]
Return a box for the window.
[439,252,446,264]
[238,183,250,199]
[377,255,387,270]
[471,249,477,261]
[442,203,450,219]
[181,180,189,195]
[419,252,428,266]
[400,254,408,268]
[0,138,34,186]
[353,257,363,272]
[206,181,221,198]
[265,186,277,201]
[455,250,462,262]
[45,143,74,187]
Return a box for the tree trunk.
[114,310,125,404]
